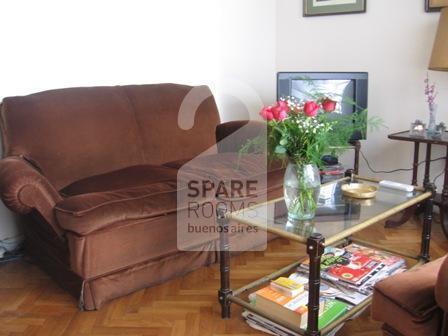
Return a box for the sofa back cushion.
[122,84,220,165]
[0,84,220,190]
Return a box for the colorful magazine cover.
[326,254,380,286]
[344,244,405,269]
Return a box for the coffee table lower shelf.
[224,243,425,336]
[217,178,435,336]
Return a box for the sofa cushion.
[56,165,183,235]
[163,158,191,170]
[55,181,180,236]
[56,154,283,236]
[123,84,220,166]
[372,258,446,336]
[168,153,285,198]
[60,165,178,196]
[1,86,147,190]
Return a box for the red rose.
[260,106,274,121]
[303,101,319,117]
[277,101,289,111]
[321,98,337,113]
[260,101,289,121]
[272,101,288,121]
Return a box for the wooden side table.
[387,130,448,237]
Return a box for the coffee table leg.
[419,184,435,262]
[440,146,448,238]
[217,204,232,319]
[412,142,420,186]
[306,233,325,336]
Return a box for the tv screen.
[277,72,368,140]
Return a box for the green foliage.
[239,78,383,167]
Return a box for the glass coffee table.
[217,176,435,336]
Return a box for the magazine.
[299,243,406,287]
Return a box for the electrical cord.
[361,150,447,174]
[433,170,445,184]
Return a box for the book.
[318,299,350,330]
[242,299,348,336]
[255,287,310,329]
[243,311,299,336]
[270,277,305,297]
[255,287,325,329]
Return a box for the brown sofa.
[372,256,448,336]
[0,84,282,310]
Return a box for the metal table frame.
[217,176,436,336]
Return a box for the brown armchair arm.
[436,256,448,312]
[0,156,64,237]
[216,120,266,153]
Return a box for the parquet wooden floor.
[0,216,447,336]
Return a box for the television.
[277,72,368,140]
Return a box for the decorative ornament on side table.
[434,122,446,139]
[424,73,438,136]
[410,119,426,137]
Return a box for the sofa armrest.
[0,156,64,237]
[436,255,448,312]
[216,120,266,153]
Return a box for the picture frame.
[425,0,448,12]
[303,0,366,17]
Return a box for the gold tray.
[341,183,378,199]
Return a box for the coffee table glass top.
[227,177,430,245]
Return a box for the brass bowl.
[341,183,378,199]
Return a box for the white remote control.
[379,180,415,193]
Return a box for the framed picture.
[303,0,366,17]
[425,0,448,12]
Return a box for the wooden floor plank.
[0,216,446,335]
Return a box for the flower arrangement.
[424,73,438,110]
[424,73,439,134]
[239,81,381,220]
[260,97,338,219]
[261,96,335,167]
[258,93,375,168]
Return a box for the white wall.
[217,0,276,121]
[277,0,448,191]
[2,0,444,245]
[0,0,276,245]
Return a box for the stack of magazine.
[243,243,406,335]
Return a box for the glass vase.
[284,162,321,221]
[427,104,437,135]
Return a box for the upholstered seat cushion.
[55,181,182,236]
[166,153,285,199]
[372,257,446,336]
[60,165,178,196]
[55,165,184,235]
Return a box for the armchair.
[372,256,448,336]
